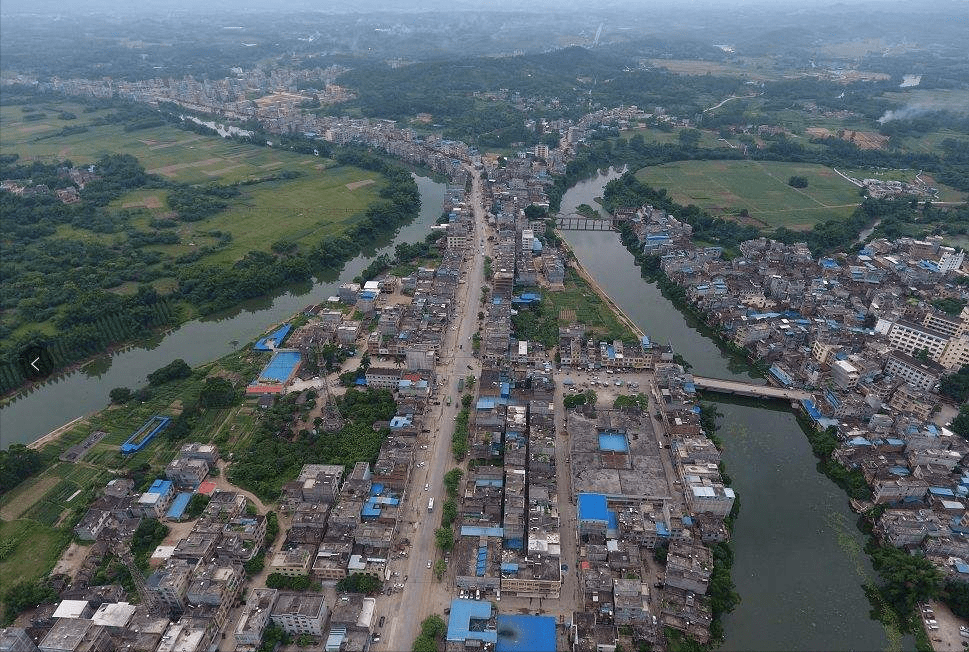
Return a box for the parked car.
[427,560,433,569]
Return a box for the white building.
[939,249,965,274]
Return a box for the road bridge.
[692,376,812,401]
[555,213,623,231]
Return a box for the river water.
[0,174,446,448]
[560,170,906,651]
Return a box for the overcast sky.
[2,0,965,13]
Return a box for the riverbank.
[558,239,645,341]
[27,416,89,451]
[554,223,741,649]
[0,173,448,449]
[557,169,899,651]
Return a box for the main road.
[380,169,490,651]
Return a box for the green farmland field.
[0,102,383,266]
[636,160,864,230]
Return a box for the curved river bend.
[0,175,446,448]
[2,168,908,650]
[560,170,906,652]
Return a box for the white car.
[427,560,433,569]
[424,483,429,491]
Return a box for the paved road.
[381,169,489,651]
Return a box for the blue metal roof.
[254,324,292,351]
[496,615,556,652]
[446,599,496,644]
[578,493,609,523]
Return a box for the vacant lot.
[0,519,67,597]
[636,160,863,230]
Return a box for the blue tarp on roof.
[504,537,523,550]
[930,487,955,496]
[476,398,496,409]
[578,494,609,523]
[656,522,670,537]
[254,324,292,351]
[501,563,519,573]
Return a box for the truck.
[457,378,465,392]
[428,498,434,512]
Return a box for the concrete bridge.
[692,376,813,401]
[555,213,624,231]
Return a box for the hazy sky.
[2,0,965,13]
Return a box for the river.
[0,174,447,448]
[560,169,907,651]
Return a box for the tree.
[524,204,548,220]
[678,129,702,147]
[109,387,132,403]
[788,175,809,188]
[2,578,58,624]
[147,358,192,385]
[412,635,437,652]
[199,376,237,408]
[184,493,210,519]
[0,444,44,494]
[265,512,279,547]
[336,573,382,595]
[940,365,969,403]
[435,526,454,551]
[420,615,446,639]
[951,405,969,440]
[443,468,463,497]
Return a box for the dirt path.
[213,460,270,514]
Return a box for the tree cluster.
[0,444,45,494]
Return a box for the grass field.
[0,519,68,594]
[636,160,864,230]
[1,103,327,185]
[1,100,384,323]
[548,269,636,341]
